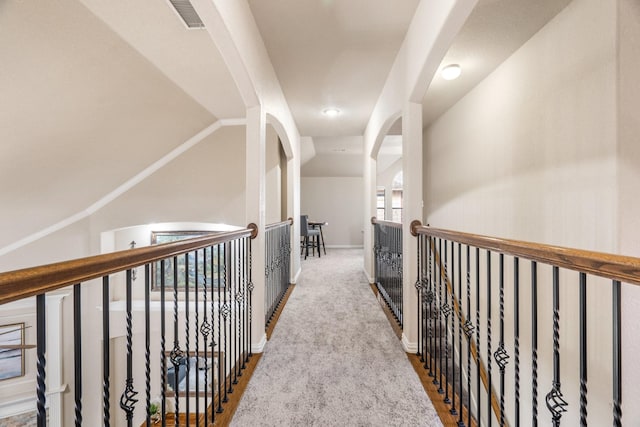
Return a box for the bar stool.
[300,215,321,259]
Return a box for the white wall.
[617,0,640,422]
[265,125,282,224]
[423,0,622,425]
[301,177,364,247]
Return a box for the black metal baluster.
[224,242,232,399]
[416,233,422,359]
[464,245,473,427]
[170,257,183,423]
[233,240,240,384]
[428,237,434,376]
[160,261,167,427]
[184,254,191,425]
[613,280,622,427]
[120,269,138,427]
[475,248,481,426]
[545,266,567,426]
[36,294,46,427]
[494,254,509,427]
[201,249,211,426]
[73,284,82,427]
[457,243,464,426]
[145,265,151,427]
[103,276,111,426]
[437,238,444,393]
[514,257,520,427]
[531,261,538,427]
[248,236,254,358]
[195,250,200,424]
[487,251,492,427]
[447,241,455,409]
[579,272,587,427]
[216,245,224,414]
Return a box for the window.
[376,187,386,220]
[151,231,225,291]
[391,171,403,223]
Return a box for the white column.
[363,154,376,283]
[287,153,302,284]
[246,105,267,352]
[401,102,422,352]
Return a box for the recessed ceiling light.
[441,64,462,80]
[323,108,341,117]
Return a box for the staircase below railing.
[410,221,638,427]
[0,225,258,426]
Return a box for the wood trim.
[371,217,402,228]
[0,227,254,305]
[407,353,478,427]
[265,218,293,231]
[266,284,295,340]
[415,225,640,286]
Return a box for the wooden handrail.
[0,226,257,306]
[412,222,640,287]
[265,218,293,231]
[371,217,402,228]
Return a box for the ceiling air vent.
[169,0,205,29]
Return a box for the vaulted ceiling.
[0,0,573,249]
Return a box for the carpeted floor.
[230,248,443,426]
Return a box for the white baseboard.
[402,333,417,353]
[325,245,364,249]
[252,332,267,353]
[364,269,374,284]
[292,267,302,284]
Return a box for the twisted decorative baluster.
[545,266,567,426]
[456,243,463,425]
[415,234,422,359]
[144,265,151,427]
[531,261,538,427]
[160,261,167,427]
[102,276,111,426]
[464,245,474,427]
[201,249,211,425]
[36,294,46,427]
[184,254,191,423]
[579,272,587,427]
[493,254,509,427]
[514,257,520,427]
[486,251,492,427]
[120,270,138,426]
[170,257,183,421]
[475,248,481,425]
[73,284,82,427]
[613,280,622,427]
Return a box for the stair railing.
[371,217,403,327]
[264,218,292,327]
[411,220,637,427]
[0,224,257,426]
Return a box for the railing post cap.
[248,223,258,239]
[371,216,377,224]
[410,220,422,236]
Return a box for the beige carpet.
[230,248,443,426]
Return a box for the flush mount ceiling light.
[322,108,341,117]
[441,64,462,80]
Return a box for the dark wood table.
[308,221,327,255]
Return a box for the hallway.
[231,249,441,426]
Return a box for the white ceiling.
[248,0,421,138]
